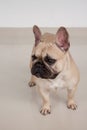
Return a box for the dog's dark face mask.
[31,59,58,79]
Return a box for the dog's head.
[30,25,70,79]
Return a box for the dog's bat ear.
[33,25,41,46]
[55,27,70,51]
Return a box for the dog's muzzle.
[31,61,59,79]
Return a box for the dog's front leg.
[38,87,51,115]
[28,75,36,87]
[67,86,77,110]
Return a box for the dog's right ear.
[55,27,70,52]
[33,25,41,46]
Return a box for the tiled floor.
[0,28,87,130]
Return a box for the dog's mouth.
[49,72,60,79]
[31,61,60,79]
[33,71,59,79]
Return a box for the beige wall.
[0,28,87,44]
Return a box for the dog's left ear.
[33,25,42,46]
[55,27,70,51]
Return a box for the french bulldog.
[29,25,80,115]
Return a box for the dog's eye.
[32,55,37,61]
[44,55,56,65]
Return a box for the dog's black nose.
[36,60,43,66]
[31,61,43,77]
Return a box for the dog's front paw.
[28,81,36,87]
[67,100,77,110]
[40,105,51,115]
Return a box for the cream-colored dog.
[29,25,80,115]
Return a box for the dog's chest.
[37,75,67,90]
[48,76,66,89]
